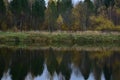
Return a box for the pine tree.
[44,0,58,32]
[57,0,73,30]
[9,0,30,30]
[115,0,120,8]
[10,0,30,15]
[32,0,46,30]
[32,0,45,19]
[57,0,72,14]
[82,0,95,30]
[71,2,83,31]
[0,0,7,30]
[0,0,6,14]
[104,0,115,8]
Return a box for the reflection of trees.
[93,58,102,80]
[79,51,91,80]
[0,54,5,79]
[103,56,112,80]
[58,51,72,80]
[10,49,44,80]
[111,52,120,80]
[46,48,58,75]
[0,48,13,79]
[10,49,29,80]
[29,50,44,76]
[0,47,120,80]
[72,51,82,67]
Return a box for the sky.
[72,0,84,6]
[45,0,85,6]
[8,0,85,6]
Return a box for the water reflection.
[0,47,120,80]
[1,69,12,80]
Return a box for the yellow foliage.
[56,14,63,25]
[111,25,120,31]
[116,8,120,14]
[71,4,82,30]
[56,14,64,30]
[12,26,19,32]
[61,24,68,31]
[1,21,7,31]
[90,15,115,30]
[90,51,112,60]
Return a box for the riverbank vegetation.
[0,31,120,46]
[0,0,120,31]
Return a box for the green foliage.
[57,0,72,14]
[0,0,6,14]
[0,31,120,47]
[71,3,84,31]
[32,0,45,19]
[115,0,120,8]
[84,0,95,12]
[0,0,120,31]
[103,0,115,8]
[10,0,30,15]
[44,0,58,31]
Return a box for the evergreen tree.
[115,0,120,8]
[32,0,46,30]
[57,0,73,30]
[104,0,115,8]
[44,0,58,32]
[82,0,95,30]
[57,0,72,14]
[0,0,6,14]
[10,0,30,15]
[32,0,45,19]
[71,2,84,31]
[84,0,95,13]
[9,0,30,30]
[0,0,7,30]
[94,0,104,14]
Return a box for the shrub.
[1,21,7,31]
[90,15,115,31]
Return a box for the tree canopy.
[0,0,120,31]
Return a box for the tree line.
[0,0,120,31]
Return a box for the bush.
[1,21,7,31]
[12,26,19,32]
[90,15,115,31]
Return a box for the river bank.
[0,31,120,46]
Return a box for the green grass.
[0,31,120,47]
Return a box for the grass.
[0,31,120,47]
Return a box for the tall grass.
[0,31,120,47]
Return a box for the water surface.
[0,47,120,80]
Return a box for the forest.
[0,0,120,32]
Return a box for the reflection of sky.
[1,69,12,80]
[1,64,106,80]
[34,64,51,80]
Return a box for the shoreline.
[0,31,120,46]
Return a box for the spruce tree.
[9,0,30,31]
[0,0,6,14]
[45,0,58,32]
[104,0,115,8]
[32,0,46,30]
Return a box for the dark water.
[0,47,120,80]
